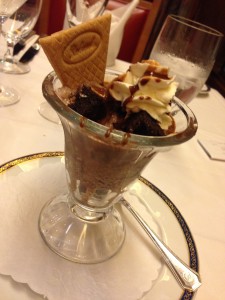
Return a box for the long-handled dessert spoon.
[120,197,201,292]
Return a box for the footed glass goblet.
[39,71,198,264]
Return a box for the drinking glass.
[0,0,26,106]
[0,0,42,74]
[150,15,223,104]
[38,0,108,124]
[67,0,108,26]
[38,71,198,263]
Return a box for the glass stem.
[4,39,15,64]
[70,201,112,222]
[0,17,5,36]
[0,17,7,64]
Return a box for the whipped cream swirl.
[109,60,178,130]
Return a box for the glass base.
[38,194,126,263]
[0,60,30,74]
[38,102,61,124]
[0,85,20,106]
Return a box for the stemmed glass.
[38,0,108,124]
[150,15,223,104]
[0,0,26,106]
[67,0,108,26]
[0,0,42,74]
[39,71,198,263]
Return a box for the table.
[0,49,225,300]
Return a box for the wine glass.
[38,71,198,263]
[0,0,42,74]
[0,0,27,106]
[66,0,108,26]
[150,15,223,104]
[38,0,108,124]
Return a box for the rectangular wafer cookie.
[40,14,111,89]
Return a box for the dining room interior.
[0,0,225,299]
[34,0,225,96]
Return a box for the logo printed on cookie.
[63,32,102,64]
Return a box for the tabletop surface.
[0,48,225,300]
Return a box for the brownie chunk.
[119,111,165,136]
[69,85,107,121]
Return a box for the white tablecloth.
[0,49,225,300]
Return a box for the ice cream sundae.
[39,13,197,263]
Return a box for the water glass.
[150,14,223,104]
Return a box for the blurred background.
[34,0,225,97]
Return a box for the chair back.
[107,0,163,63]
[35,0,66,35]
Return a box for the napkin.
[104,0,139,66]
[0,157,162,300]
[198,131,225,161]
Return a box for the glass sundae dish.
[39,60,198,264]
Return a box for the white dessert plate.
[0,152,199,300]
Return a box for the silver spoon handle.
[120,198,201,292]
